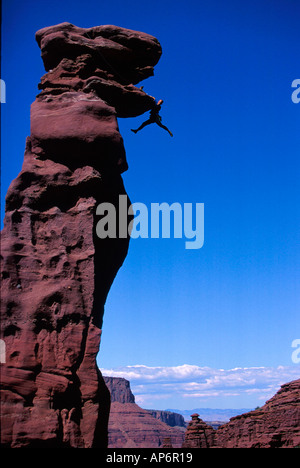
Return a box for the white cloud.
[100,364,299,408]
[182,392,221,398]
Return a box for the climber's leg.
[156,120,173,137]
[131,119,153,133]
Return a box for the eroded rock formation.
[0,22,161,448]
[103,377,185,448]
[214,378,300,448]
[182,379,300,449]
[182,413,216,448]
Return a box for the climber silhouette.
[131,99,173,137]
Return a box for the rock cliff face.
[214,378,300,448]
[182,379,300,449]
[104,377,135,404]
[0,22,161,448]
[103,377,185,448]
[147,410,186,429]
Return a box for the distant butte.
[104,377,185,448]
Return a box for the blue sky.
[1,0,299,410]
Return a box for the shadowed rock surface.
[0,22,161,448]
[147,410,186,429]
[36,22,161,118]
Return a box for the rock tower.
[0,22,162,448]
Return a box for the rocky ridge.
[182,379,300,448]
[213,378,300,448]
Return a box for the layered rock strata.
[107,403,185,448]
[182,413,216,448]
[182,379,300,449]
[0,22,162,448]
[104,377,135,404]
[103,377,185,448]
[214,378,300,448]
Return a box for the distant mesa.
[103,377,185,448]
[147,409,186,429]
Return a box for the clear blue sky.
[1,0,299,409]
